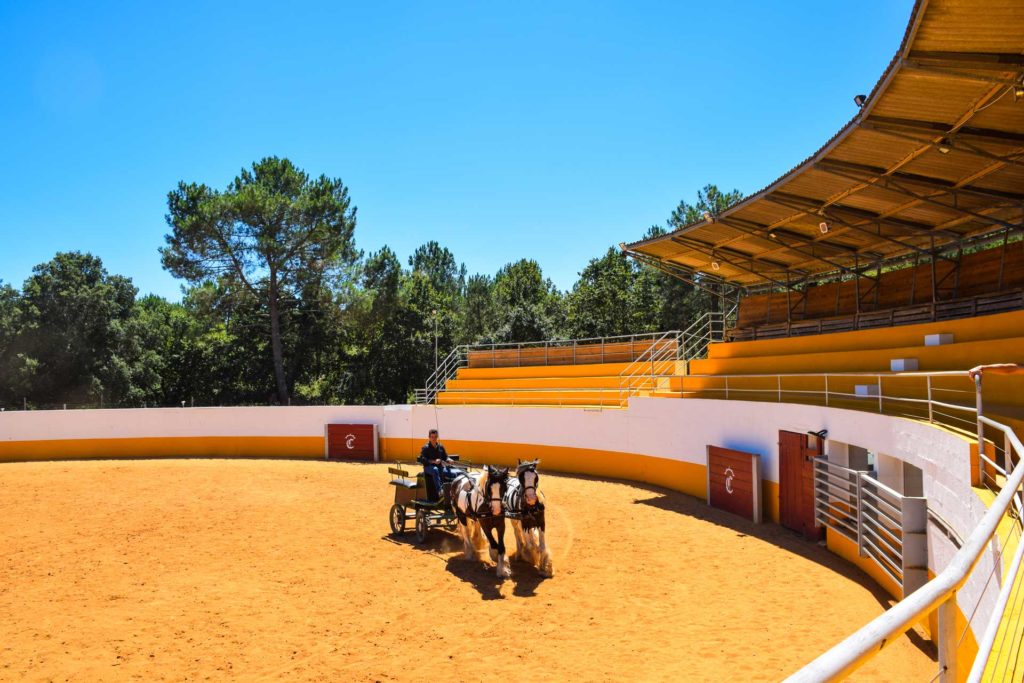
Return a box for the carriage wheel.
[389,504,406,535]
[415,508,429,544]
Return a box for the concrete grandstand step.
[690,335,1024,376]
[706,309,1024,360]
[890,358,919,372]
[454,360,681,381]
[446,376,655,390]
[436,388,622,407]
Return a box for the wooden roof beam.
[815,159,1024,204]
[813,165,1024,233]
[766,191,958,238]
[865,115,1024,147]
[668,235,794,287]
[904,51,1024,71]
[715,215,876,280]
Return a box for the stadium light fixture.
[819,221,830,234]
[853,94,867,108]
[768,231,778,240]
[937,138,952,154]
[1015,77,1024,101]
[711,260,720,271]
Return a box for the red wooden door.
[707,446,760,523]
[326,424,377,461]
[778,430,823,540]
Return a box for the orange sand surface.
[0,459,935,681]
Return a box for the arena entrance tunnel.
[1,399,987,679]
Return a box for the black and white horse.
[504,459,553,577]
[451,465,512,578]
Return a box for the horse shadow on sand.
[443,553,549,600]
[381,530,548,600]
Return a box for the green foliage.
[0,161,736,408]
[3,252,156,407]
[161,156,358,403]
[490,259,565,343]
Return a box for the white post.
[937,595,958,682]
[724,376,730,400]
[877,374,883,413]
[825,375,829,407]
[927,375,934,423]
[975,375,985,456]
[777,375,782,402]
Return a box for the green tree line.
[0,158,740,409]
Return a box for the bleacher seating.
[436,360,682,407]
[732,244,1024,341]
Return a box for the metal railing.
[677,370,981,436]
[815,458,928,596]
[788,378,1024,682]
[680,307,736,370]
[616,330,683,407]
[415,330,691,406]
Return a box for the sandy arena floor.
[0,459,935,682]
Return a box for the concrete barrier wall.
[0,397,988,646]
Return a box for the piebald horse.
[451,465,512,579]
[504,459,553,577]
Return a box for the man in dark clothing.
[418,429,456,500]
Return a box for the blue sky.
[0,1,912,298]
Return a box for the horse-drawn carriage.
[387,456,554,578]
[388,456,469,543]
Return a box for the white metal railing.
[616,330,683,407]
[788,378,1024,682]
[680,307,736,371]
[815,458,928,596]
[677,369,980,435]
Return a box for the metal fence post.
[927,375,934,423]
[724,376,730,400]
[937,595,958,682]
[856,472,865,558]
[824,375,829,407]
[975,375,985,456]
[777,375,782,403]
[877,374,883,413]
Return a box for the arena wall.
[0,398,986,662]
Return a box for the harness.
[456,473,504,520]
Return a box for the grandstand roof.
[623,0,1024,290]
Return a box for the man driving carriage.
[418,429,456,501]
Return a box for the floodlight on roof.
[711,260,720,271]
[853,94,867,108]
[819,221,830,234]
[1014,78,1024,101]
[937,137,952,154]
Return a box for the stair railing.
[617,330,684,407]
[415,345,468,405]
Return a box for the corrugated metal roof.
[624,0,1024,288]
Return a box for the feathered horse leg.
[488,518,511,579]
[536,507,553,577]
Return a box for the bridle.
[517,464,541,510]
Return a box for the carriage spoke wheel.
[415,509,429,544]
[389,504,406,535]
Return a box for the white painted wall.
[0,406,387,442]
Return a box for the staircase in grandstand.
[414,307,735,407]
